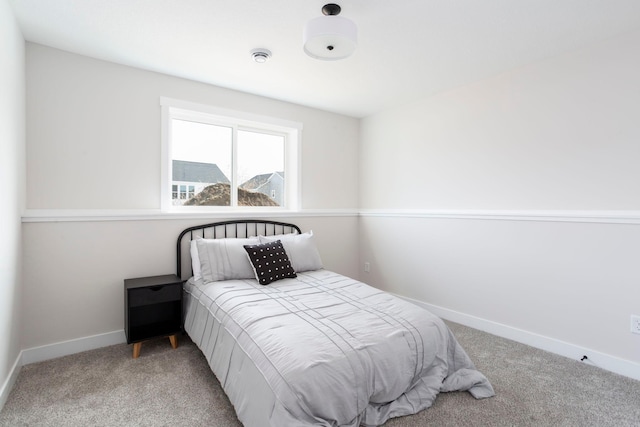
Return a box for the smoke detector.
[250,48,272,63]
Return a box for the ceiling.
[9,0,640,118]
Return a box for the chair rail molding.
[359,209,640,225]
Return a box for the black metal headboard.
[176,219,302,279]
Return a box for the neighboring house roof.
[241,171,284,190]
[172,160,229,184]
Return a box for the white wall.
[26,43,359,211]
[360,30,640,210]
[22,44,359,350]
[0,0,25,407]
[359,29,640,371]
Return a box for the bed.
[178,220,494,426]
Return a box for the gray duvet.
[184,269,494,426]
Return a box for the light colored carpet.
[1,321,639,426]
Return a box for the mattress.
[183,269,494,426]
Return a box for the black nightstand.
[124,274,183,358]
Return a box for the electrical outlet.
[631,315,640,335]
[364,262,370,273]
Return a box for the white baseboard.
[397,294,640,382]
[1,330,126,411]
[0,353,22,412]
[21,330,126,365]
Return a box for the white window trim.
[160,97,302,212]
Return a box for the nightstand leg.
[169,334,178,349]
[133,342,142,359]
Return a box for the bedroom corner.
[0,0,26,411]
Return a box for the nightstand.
[124,274,183,358]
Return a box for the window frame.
[160,97,301,212]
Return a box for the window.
[172,184,195,201]
[161,98,301,211]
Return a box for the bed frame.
[176,219,301,279]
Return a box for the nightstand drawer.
[128,284,181,307]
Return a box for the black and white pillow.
[244,240,297,285]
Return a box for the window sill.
[21,209,358,222]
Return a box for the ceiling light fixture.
[251,48,272,63]
[303,3,357,61]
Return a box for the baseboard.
[1,330,126,409]
[396,294,640,382]
[21,330,127,365]
[0,352,22,412]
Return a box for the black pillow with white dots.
[244,240,297,285]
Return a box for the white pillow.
[258,231,323,272]
[190,240,202,281]
[196,236,260,283]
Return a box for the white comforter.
[184,269,494,426]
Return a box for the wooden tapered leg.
[132,342,142,359]
[169,335,178,349]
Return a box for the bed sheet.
[183,269,493,426]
